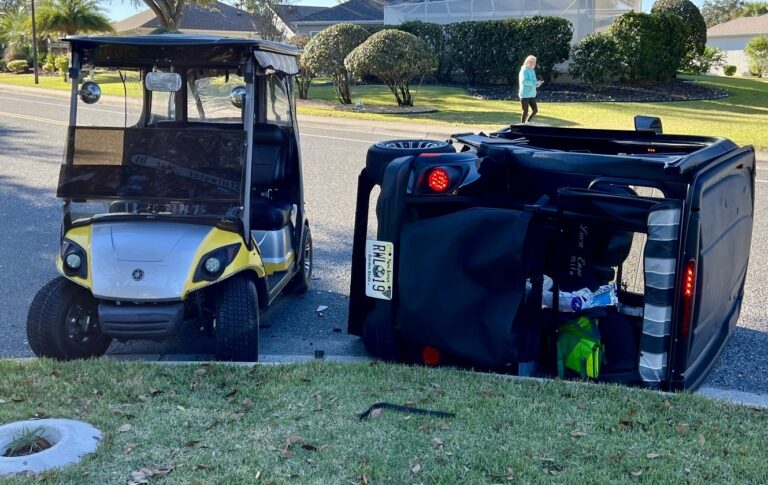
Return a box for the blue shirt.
[519,66,537,99]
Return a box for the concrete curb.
[697,387,768,409]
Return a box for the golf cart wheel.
[366,139,454,185]
[26,277,112,360]
[288,224,313,294]
[214,273,259,362]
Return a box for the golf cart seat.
[250,123,292,230]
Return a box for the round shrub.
[651,0,707,70]
[569,32,621,84]
[609,11,687,82]
[397,20,453,82]
[303,23,370,104]
[55,55,69,80]
[43,54,56,74]
[517,16,573,82]
[724,64,737,76]
[345,29,436,106]
[7,59,29,73]
[745,35,768,78]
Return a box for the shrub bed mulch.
[468,79,729,103]
[299,98,437,114]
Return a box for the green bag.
[557,316,604,380]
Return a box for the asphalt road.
[1,88,766,395]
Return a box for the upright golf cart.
[26,36,312,361]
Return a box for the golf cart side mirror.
[230,86,246,108]
[145,72,182,92]
[634,115,663,135]
[78,81,101,104]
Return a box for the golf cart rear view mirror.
[230,86,246,108]
[145,71,182,92]
[78,81,101,104]
[634,115,663,135]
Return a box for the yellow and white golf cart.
[26,35,312,361]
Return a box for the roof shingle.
[113,1,255,33]
[296,0,399,23]
[707,13,768,37]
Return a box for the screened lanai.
[383,0,641,41]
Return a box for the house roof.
[272,4,328,23]
[112,1,255,34]
[295,0,399,23]
[707,13,768,37]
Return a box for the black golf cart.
[26,35,311,361]
[348,119,755,391]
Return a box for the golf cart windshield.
[58,67,247,222]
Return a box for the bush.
[685,46,728,74]
[516,16,573,82]
[569,32,621,84]
[55,55,69,80]
[397,20,453,83]
[7,59,29,73]
[745,35,768,77]
[43,54,56,74]
[288,35,314,100]
[302,23,370,104]
[444,21,498,85]
[724,64,737,76]
[345,29,437,106]
[0,60,6,72]
[651,0,707,70]
[609,11,687,82]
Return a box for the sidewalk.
[3,82,766,161]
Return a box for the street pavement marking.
[0,111,67,125]
[757,179,767,183]
[302,133,376,144]
[0,95,125,114]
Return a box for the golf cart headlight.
[204,257,222,274]
[65,253,82,270]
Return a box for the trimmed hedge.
[569,33,621,84]
[7,59,28,73]
[397,20,453,83]
[651,0,707,71]
[724,64,737,76]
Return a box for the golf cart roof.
[63,35,300,72]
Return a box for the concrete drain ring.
[0,419,101,476]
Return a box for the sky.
[104,0,715,23]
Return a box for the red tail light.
[422,346,441,366]
[427,168,450,192]
[680,259,696,336]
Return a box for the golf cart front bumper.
[98,303,184,338]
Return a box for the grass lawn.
[3,73,767,149]
[0,72,142,98]
[300,76,768,150]
[0,360,766,483]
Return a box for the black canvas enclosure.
[397,208,533,368]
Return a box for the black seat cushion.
[251,197,292,230]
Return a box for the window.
[187,69,245,123]
[265,74,292,126]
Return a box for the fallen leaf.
[118,424,132,433]
[225,389,238,398]
[286,436,302,446]
[186,440,200,448]
[204,419,220,430]
[319,444,331,452]
[697,434,706,445]
[151,467,173,477]
[301,444,318,451]
[369,407,382,418]
[316,305,329,313]
[361,474,370,485]
[646,453,660,459]
[570,430,587,438]
[630,470,643,477]
[150,388,163,396]
[411,463,421,474]
[281,448,292,459]
[230,412,245,421]
[675,423,689,436]
[619,420,634,429]
[242,398,254,409]
[137,395,148,403]
[431,437,444,448]
[194,464,209,471]
[123,443,136,454]
[50,369,61,377]
[177,405,186,411]
[255,470,261,480]
[506,467,516,480]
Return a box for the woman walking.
[518,55,541,123]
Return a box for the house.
[112,1,257,38]
[292,0,397,36]
[271,4,329,38]
[707,14,768,76]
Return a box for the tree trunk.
[398,82,412,107]
[333,72,352,104]
[297,75,313,100]
[385,80,402,106]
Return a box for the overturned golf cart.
[27,35,311,361]
[349,118,755,391]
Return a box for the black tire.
[288,224,312,295]
[26,277,112,360]
[214,273,259,361]
[366,139,454,184]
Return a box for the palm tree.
[36,0,114,36]
[0,6,31,59]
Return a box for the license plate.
[365,240,394,300]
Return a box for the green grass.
[0,360,765,483]
[0,72,142,97]
[300,76,768,149]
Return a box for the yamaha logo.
[132,269,144,281]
